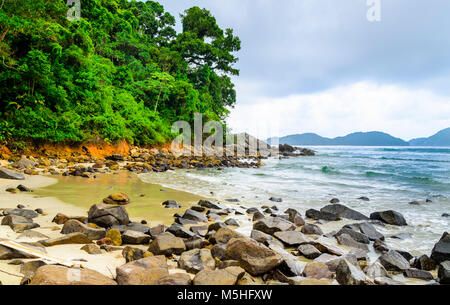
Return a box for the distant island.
[267,128,450,147]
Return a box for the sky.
[156,0,450,140]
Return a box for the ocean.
[139,146,450,255]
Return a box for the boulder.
[335,228,370,244]
[346,222,384,241]
[301,223,323,235]
[148,224,167,237]
[284,208,305,226]
[252,211,265,221]
[303,262,333,279]
[193,266,245,285]
[377,250,410,271]
[224,218,240,227]
[320,204,369,221]
[198,200,225,210]
[52,213,86,225]
[40,233,92,247]
[321,254,358,272]
[0,168,25,180]
[103,192,130,205]
[336,259,370,285]
[122,230,150,245]
[122,246,153,263]
[182,209,208,223]
[336,234,369,250]
[116,256,168,285]
[224,238,283,276]
[307,241,344,256]
[364,262,390,279]
[157,273,192,285]
[438,261,450,284]
[273,231,311,246]
[305,209,341,221]
[80,244,102,255]
[269,197,282,202]
[178,249,216,274]
[148,232,186,256]
[4,208,38,219]
[297,244,322,259]
[162,200,180,209]
[17,185,32,192]
[414,254,436,271]
[1,215,39,232]
[61,219,106,240]
[30,265,116,285]
[403,268,433,281]
[370,210,407,226]
[250,230,273,245]
[430,232,450,264]
[105,229,122,246]
[167,224,195,238]
[253,217,296,236]
[209,227,245,245]
[87,204,130,228]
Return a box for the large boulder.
[336,234,369,250]
[336,259,370,285]
[305,209,341,221]
[320,204,369,221]
[377,250,410,271]
[301,223,323,235]
[122,246,153,263]
[284,208,305,226]
[370,210,407,226]
[414,254,436,271]
[61,219,106,240]
[302,262,333,279]
[224,238,283,275]
[306,241,345,256]
[297,244,322,259]
[364,262,390,279]
[103,193,130,205]
[30,265,116,285]
[335,228,370,244]
[87,204,130,228]
[178,249,216,274]
[40,233,92,247]
[3,208,38,219]
[148,232,186,256]
[438,261,450,284]
[193,266,245,285]
[121,230,150,245]
[430,232,450,264]
[1,215,39,232]
[0,167,25,180]
[345,222,384,241]
[116,256,168,285]
[209,227,245,244]
[273,231,311,246]
[403,268,433,281]
[253,217,296,236]
[181,209,208,223]
[167,224,195,239]
[198,200,225,210]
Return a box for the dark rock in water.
[87,204,130,228]
[252,211,265,221]
[430,232,450,264]
[17,185,32,192]
[0,168,25,180]
[442,213,450,218]
[330,198,340,204]
[370,210,407,226]
[16,204,25,209]
[335,228,370,244]
[273,231,311,246]
[305,209,340,221]
[224,218,240,227]
[438,261,450,284]
[269,197,282,203]
[182,209,208,223]
[389,233,412,240]
[335,259,369,285]
[198,200,224,210]
[358,196,370,201]
[301,223,323,235]
[320,204,369,220]
[297,244,321,259]
[225,199,240,203]
[162,200,180,209]
[253,217,296,236]
[34,208,43,215]
[167,224,195,239]
[403,268,433,281]
[278,144,296,153]
[414,255,436,271]
[426,199,433,203]
[377,250,410,271]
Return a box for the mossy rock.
[106,229,122,246]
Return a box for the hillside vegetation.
[0,0,240,149]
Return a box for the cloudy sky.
[157,0,450,140]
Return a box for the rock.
[321,254,358,272]
[1,215,39,232]
[112,222,150,235]
[181,209,208,223]
[253,217,296,236]
[284,208,305,226]
[246,207,260,214]
[116,256,168,285]
[377,250,410,271]
[373,239,390,253]
[193,267,245,285]
[336,259,370,285]
[349,249,369,261]
[321,204,369,221]
[148,224,167,237]
[190,225,208,237]
[30,265,117,285]
[103,192,130,205]
[157,273,192,285]
[438,261,450,284]
[273,231,311,246]
[224,218,240,227]
[414,254,436,271]
[307,241,345,256]
[336,234,369,250]
[297,244,322,259]
[403,268,433,280]
[20,260,47,280]
[305,209,341,221]
[162,200,180,209]
[335,227,370,244]
[301,223,323,235]
[17,185,32,192]
[388,233,412,240]
[184,236,208,250]
[122,246,153,263]
[303,262,333,279]
[87,204,130,228]
[178,249,216,274]
[34,208,43,215]
[40,233,92,247]
[0,167,25,180]
[167,224,195,239]
[80,244,102,255]
[96,238,113,246]
[6,187,19,193]
[442,213,450,218]
[252,211,265,221]
[106,154,124,161]
[148,232,185,256]
[211,244,227,260]
[346,222,384,241]
[250,230,273,245]
[269,197,282,202]
[358,196,370,201]
[61,219,106,240]
[106,229,122,246]
[397,250,414,262]
[191,206,206,212]
[198,200,224,210]
[207,222,228,232]
[4,208,38,219]
[224,238,283,276]
[370,210,407,226]
[430,232,450,264]
[364,262,390,278]
[122,230,150,244]
[209,227,245,244]
[330,198,340,204]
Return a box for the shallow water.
[139,146,450,255]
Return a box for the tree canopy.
[0,0,240,147]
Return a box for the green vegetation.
[0,0,240,146]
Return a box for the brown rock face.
[61,219,106,240]
[87,204,130,228]
[193,267,245,285]
[116,256,169,285]
[178,249,216,274]
[1,215,39,232]
[210,227,245,244]
[30,265,117,285]
[148,232,186,256]
[302,262,333,279]
[52,213,86,225]
[224,238,283,276]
